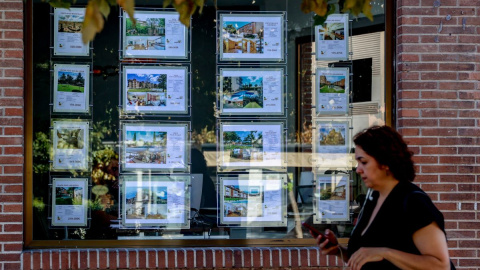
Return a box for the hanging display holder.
[312,172,351,223]
[48,177,91,228]
[118,8,191,62]
[118,120,191,173]
[51,7,92,58]
[216,119,287,172]
[216,11,287,64]
[216,66,287,117]
[118,174,191,229]
[216,173,288,227]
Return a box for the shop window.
[26,0,392,247]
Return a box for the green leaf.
[313,4,335,26]
[48,0,71,9]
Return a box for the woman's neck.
[375,177,400,199]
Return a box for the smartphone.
[301,222,338,248]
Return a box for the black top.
[347,181,446,270]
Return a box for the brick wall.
[396,0,480,268]
[0,0,24,269]
[21,248,348,270]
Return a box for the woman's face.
[355,145,388,190]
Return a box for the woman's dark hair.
[353,125,415,182]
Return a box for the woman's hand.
[315,229,339,255]
[347,247,386,270]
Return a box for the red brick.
[4,88,23,97]
[262,249,270,268]
[397,90,420,99]
[398,118,438,127]
[281,249,289,267]
[400,62,438,71]
[0,137,23,146]
[458,146,480,154]
[421,91,457,99]
[440,119,476,127]
[406,137,439,145]
[400,100,437,108]
[22,253,32,270]
[186,249,195,268]
[4,69,23,77]
[128,250,137,268]
[413,155,438,163]
[271,249,280,268]
[399,81,438,90]
[421,54,458,62]
[4,243,22,252]
[0,176,22,184]
[2,165,23,176]
[439,100,475,109]
[438,81,475,90]
[243,249,252,267]
[4,146,23,155]
[398,127,420,136]
[421,165,457,173]
[42,251,50,270]
[439,137,475,145]
[4,224,22,232]
[88,250,97,269]
[177,249,185,268]
[33,251,41,270]
[440,156,476,164]
[421,72,457,80]
[118,250,127,268]
[147,250,156,269]
[4,127,23,136]
[108,250,117,269]
[205,249,213,268]
[422,146,457,155]
[0,195,22,203]
[71,250,80,270]
[157,250,167,268]
[400,44,438,53]
[440,63,476,71]
[214,250,222,268]
[51,250,60,270]
[252,249,261,268]
[398,109,419,117]
[224,249,233,268]
[4,263,21,270]
[440,44,476,52]
[194,249,203,268]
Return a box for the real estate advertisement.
[315,67,349,115]
[315,14,349,61]
[219,68,284,115]
[220,13,284,61]
[121,122,188,172]
[220,174,286,226]
[122,66,188,114]
[121,175,190,228]
[122,10,188,59]
[219,122,284,170]
[52,178,88,227]
[314,174,350,222]
[313,119,351,168]
[52,120,89,171]
[53,64,90,114]
[54,8,90,56]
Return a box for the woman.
[315,126,452,270]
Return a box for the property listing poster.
[53,64,90,113]
[52,120,89,171]
[220,122,284,169]
[315,67,349,115]
[52,178,88,226]
[220,13,284,61]
[315,14,349,61]
[122,123,188,172]
[121,175,190,228]
[220,68,284,115]
[123,66,187,114]
[313,120,351,168]
[220,174,286,226]
[314,174,350,222]
[54,8,89,56]
[123,10,188,59]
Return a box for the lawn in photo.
[318,22,345,40]
[223,131,264,162]
[56,128,84,149]
[222,21,264,54]
[126,73,167,106]
[125,130,167,164]
[55,186,83,205]
[125,17,166,50]
[57,71,85,92]
[223,76,263,109]
[319,75,346,93]
[319,126,346,146]
[125,186,168,219]
[224,185,264,217]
